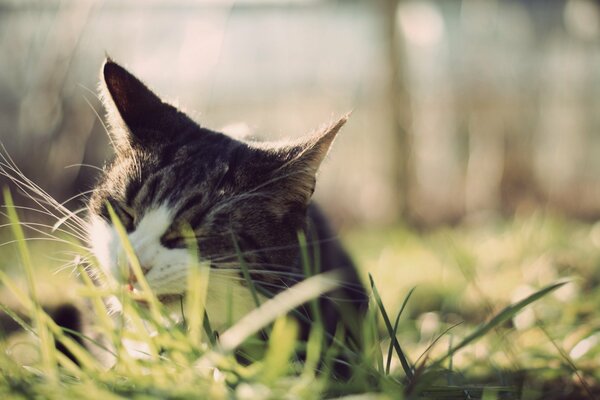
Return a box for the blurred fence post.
[380,0,412,223]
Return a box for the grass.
[0,200,598,399]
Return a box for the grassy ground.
[1,209,599,399]
[346,213,600,398]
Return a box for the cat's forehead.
[93,142,258,210]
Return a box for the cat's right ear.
[100,59,195,151]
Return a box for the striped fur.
[89,60,367,337]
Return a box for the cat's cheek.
[143,249,193,296]
[88,216,120,281]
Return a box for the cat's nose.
[127,265,151,285]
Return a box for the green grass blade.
[231,231,262,308]
[219,271,341,352]
[180,223,211,348]
[298,231,323,329]
[538,324,595,400]
[0,270,35,312]
[75,264,115,331]
[369,273,413,381]
[386,286,415,374]
[60,326,117,359]
[4,188,57,380]
[303,321,323,377]
[186,259,210,347]
[434,281,567,366]
[106,202,163,325]
[259,316,298,384]
[415,321,463,368]
[0,303,35,336]
[203,311,217,346]
[369,303,385,374]
[45,321,100,373]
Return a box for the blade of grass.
[226,283,233,327]
[231,231,262,308]
[0,303,35,336]
[75,264,114,331]
[415,321,463,368]
[218,271,341,352]
[60,326,117,359]
[433,281,567,366]
[106,202,163,324]
[75,263,130,363]
[0,270,36,317]
[4,188,57,380]
[448,334,454,385]
[386,286,415,374]
[539,324,595,400]
[369,302,385,374]
[99,205,166,368]
[259,316,298,384]
[298,231,323,330]
[121,301,159,360]
[47,322,100,373]
[0,271,101,372]
[369,273,413,380]
[203,311,217,346]
[183,223,210,348]
[303,321,323,377]
[231,231,271,340]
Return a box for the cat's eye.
[110,203,136,232]
[120,204,136,220]
[161,229,185,249]
[161,225,196,249]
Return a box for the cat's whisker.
[0,237,84,248]
[2,204,63,219]
[55,258,88,275]
[51,207,89,236]
[0,222,88,250]
[58,190,96,207]
[206,236,341,263]
[0,172,89,238]
[209,269,366,299]
[64,163,104,173]
[210,276,364,305]
[0,216,87,243]
[212,266,309,279]
[210,261,366,289]
[80,91,116,149]
[0,151,88,235]
[49,252,92,267]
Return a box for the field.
[1,204,599,399]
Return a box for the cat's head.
[87,60,347,303]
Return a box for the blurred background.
[3,0,600,228]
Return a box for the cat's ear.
[100,59,195,150]
[275,114,349,204]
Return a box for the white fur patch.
[89,204,190,293]
[88,203,265,330]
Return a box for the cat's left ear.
[276,114,349,203]
[100,59,196,151]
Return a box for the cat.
[90,59,369,371]
[8,59,368,377]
